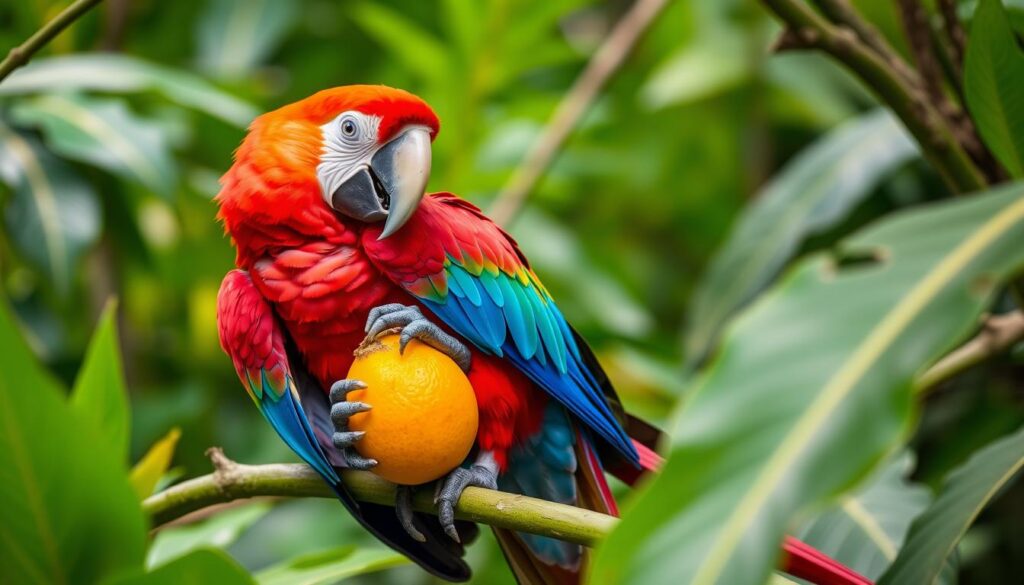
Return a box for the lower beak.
[327,128,432,239]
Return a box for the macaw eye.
[340,117,358,138]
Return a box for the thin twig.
[896,0,949,114]
[915,311,1024,395]
[937,0,967,70]
[0,0,105,83]
[812,0,919,87]
[488,0,670,225]
[761,0,987,194]
[143,448,616,546]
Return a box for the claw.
[436,452,499,542]
[366,307,422,340]
[365,303,409,332]
[346,452,378,471]
[364,303,472,371]
[330,401,371,425]
[332,430,365,449]
[329,378,375,470]
[330,379,366,403]
[396,485,426,542]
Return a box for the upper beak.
[326,127,432,239]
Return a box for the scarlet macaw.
[215,86,868,585]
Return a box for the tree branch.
[0,0,105,83]
[488,0,670,226]
[915,311,1024,395]
[937,0,967,71]
[143,448,616,546]
[761,0,987,194]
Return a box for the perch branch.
[0,0,105,83]
[488,0,670,225]
[143,448,616,546]
[915,311,1024,395]
[761,0,987,194]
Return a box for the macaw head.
[218,85,439,241]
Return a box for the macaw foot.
[364,303,471,372]
[435,452,499,542]
[393,451,499,543]
[329,378,377,471]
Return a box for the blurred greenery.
[0,0,1021,584]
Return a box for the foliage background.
[0,0,1021,583]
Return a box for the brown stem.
[488,0,670,226]
[811,0,919,87]
[937,0,967,70]
[762,0,987,193]
[0,0,106,83]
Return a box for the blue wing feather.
[419,256,638,464]
[255,375,339,483]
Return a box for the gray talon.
[331,401,370,424]
[435,453,499,542]
[346,453,378,471]
[364,303,472,372]
[332,430,365,449]
[366,307,422,340]
[365,303,408,332]
[330,379,366,403]
[329,377,375,470]
[396,486,426,542]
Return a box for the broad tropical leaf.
[107,549,253,585]
[592,183,1024,585]
[798,455,955,583]
[71,300,130,459]
[879,426,1024,585]
[684,110,918,366]
[0,54,258,128]
[0,301,146,585]
[11,93,178,197]
[964,0,1024,177]
[256,546,409,585]
[0,121,101,294]
[147,504,272,569]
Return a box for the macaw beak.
[327,127,431,239]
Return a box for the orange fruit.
[345,334,478,485]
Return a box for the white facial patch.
[316,111,382,202]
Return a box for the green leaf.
[349,2,451,85]
[684,110,918,367]
[70,300,130,459]
[0,300,147,585]
[147,504,272,569]
[255,546,409,585]
[592,184,1024,585]
[0,120,101,295]
[964,0,1024,177]
[0,54,258,128]
[879,426,1024,585]
[130,427,181,499]
[196,0,299,80]
[107,549,253,585]
[641,33,750,109]
[797,455,956,583]
[10,93,178,198]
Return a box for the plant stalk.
[0,0,106,83]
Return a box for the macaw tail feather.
[495,408,618,585]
